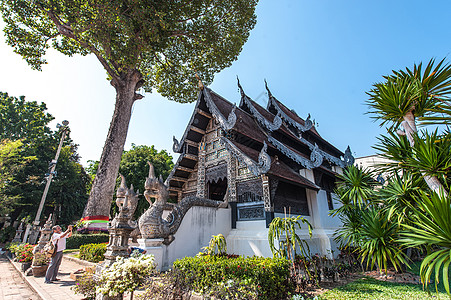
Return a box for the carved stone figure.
[138,162,222,244]
[33,215,53,254]
[103,175,136,265]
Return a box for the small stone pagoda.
[164,79,354,258]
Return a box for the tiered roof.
[167,80,354,198]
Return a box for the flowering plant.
[97,254,155,297]
[32,248,49,266]
[16,243,34,263]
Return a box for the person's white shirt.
[52,232,67,252]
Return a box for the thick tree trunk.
[83,70,143,217]
[401,111,448,197]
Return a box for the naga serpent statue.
[138,162,226,245]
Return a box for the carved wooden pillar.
[197,141,207,198]
[227,154,237,202]
[261,174,274,228]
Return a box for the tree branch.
[46,9,121,86]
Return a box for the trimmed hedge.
[173,255,294,300]
[66,233,109,249]
[79,243,107,263]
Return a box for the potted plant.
[17,243,34,271]
[32,248,50,277]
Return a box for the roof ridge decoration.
[268,135,323,169]
[219,137,271,176]
[203,88,237,131]
[297,133,354,168]
[265,80,313,132]
[173,136,182,153]
[237,77,282,132]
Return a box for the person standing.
[44,225,73,284]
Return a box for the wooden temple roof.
[167,81,354,194]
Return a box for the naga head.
[144,162,168,204]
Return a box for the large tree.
[0,139,35,215]
[0,0,258,217]
[0,92,90,224]
[87,144,174,219]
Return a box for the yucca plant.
[367,58,451,195]
[399,191,451,294]
[268,215,312,261]
[332,165,376,214]
[200,234,227,256]
[333,207,362,249]
[376,172,424,226]
[358,206,407,274]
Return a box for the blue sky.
[1,0,450,166]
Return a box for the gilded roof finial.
[195,72,204,90]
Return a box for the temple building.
[165,80,354,257]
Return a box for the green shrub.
[79,243,107,263]
[72,273,97,300]
[0,226,16,243]
[172,255,294,300]
[66,233,109,249]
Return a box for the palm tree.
[399,191,451,294]
[367,58,451,195]
[359,206,407,274]
[332,165,377,214]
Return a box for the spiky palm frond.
[407,131,451,187]
[367,75,423,129]
[333,207,363,249]
[359,206,407,274]
[373,131,413,173]
[268,216,312,260]
[376,172,424,226]
[367,58,451,129]
[399,191,451,294]
[333,165,377,212]
[374,130,451,189]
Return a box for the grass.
[62,248,79,254]
[407,260,451,293]
[319,277,450,300]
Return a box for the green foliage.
[0,1,258,103]
[0,92,54,141]
[97,255,156,297]
[319,277,450,300]
[66,233,109,249]
[358,206,407,274]
[376,172,424,226]
[199,234,227,256]
[367,58,451,129]
[72,273,96,300]
[79,243,107,263]
[0,139,36,215]
[15,243,34,263]
[399,191,451,294]
[0,92,90,225]
[118,144,174,217]
[0,225,15,243]
[268,216,312,261]
[173,255,294,300]
[332,165,376,213]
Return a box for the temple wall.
[159,206,231,270]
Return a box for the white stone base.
[137,238,165,271]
